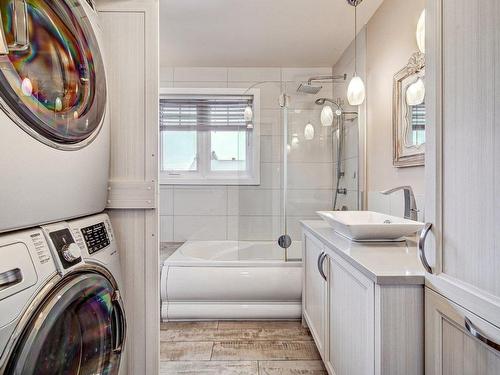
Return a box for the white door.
[325,253,374,375]
[424,0,500,323]
[424,0,500,370]
[302,233,327,357]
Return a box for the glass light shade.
[416,10,425,54]
[321,105,334,127]
[291,133,299,147]
[304,123,315,140]
[21,78,33,96]
[244,105,253,121]
[55,97,63,112]
[246,122,254,129]
[347,75,366,106]
[406,78,425,106]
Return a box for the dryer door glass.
[6,273,126,375]
[0,0,106,147]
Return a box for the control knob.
[61,243,81,262]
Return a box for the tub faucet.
[380,186,419,221]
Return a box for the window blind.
[411,102,426,131]
[160,96,253,131]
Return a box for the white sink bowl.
[316,211,425,241]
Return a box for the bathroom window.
[160,88,260,185]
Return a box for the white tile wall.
[159,67,337,242]
[173,215,227,241]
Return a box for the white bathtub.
[161,240,303,321]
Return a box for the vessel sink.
[316,211,425,241]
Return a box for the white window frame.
[159,87,261,185]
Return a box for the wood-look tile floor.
[160,321,327,375]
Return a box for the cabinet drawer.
[425,287,500,375]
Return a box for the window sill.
[160,176,260,186]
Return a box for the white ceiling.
[160,0,384,67]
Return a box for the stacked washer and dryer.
[0,0,127,374]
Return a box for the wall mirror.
[392,52,425,167]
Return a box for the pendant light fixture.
[416,9,425,54]
[346,0,366,106]
[320,105,334,127]
[304,122,315,140]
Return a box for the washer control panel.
[48,228,82,269]
[81,222,110,255]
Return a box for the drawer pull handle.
[418,223,433,274]
[465,317,500,352]
[317,252,327,281]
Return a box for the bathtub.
[161,240,302,321]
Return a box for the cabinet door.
[425,0,500,325]
[426,288,500,375]
[325,253,374,375]
[302,232,327,356]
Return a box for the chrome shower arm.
[308,74,347,84]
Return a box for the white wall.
[332,0,426,219]
[332,28,367,211]
[365,0,426,218]
[159,67,336,242]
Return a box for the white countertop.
[301,220,425,285]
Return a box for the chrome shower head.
[315,98,328,105]
[297,83,323,94]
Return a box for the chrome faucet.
[380,186,419,221]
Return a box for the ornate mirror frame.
[393,52,426,167]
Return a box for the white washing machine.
[0,213,126,374]
[0,0,110,233]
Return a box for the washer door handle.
[111,290,127,354]
[0,268,23,290]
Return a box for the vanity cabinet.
[301,224,424,375]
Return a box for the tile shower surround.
[159,67,339,242]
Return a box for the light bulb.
[321,105,333,127]
[244,105,253,121]
[21,78,33,96]
[416,10,425,54]
[406,78,425,106]
[55,97,63,112]
[304,122,315,140]
[347,75,366,106]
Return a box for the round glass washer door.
[0,0,106,148]
[6,273,126,375]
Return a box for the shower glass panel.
[282,79,360,259]
[233,76,360,262]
